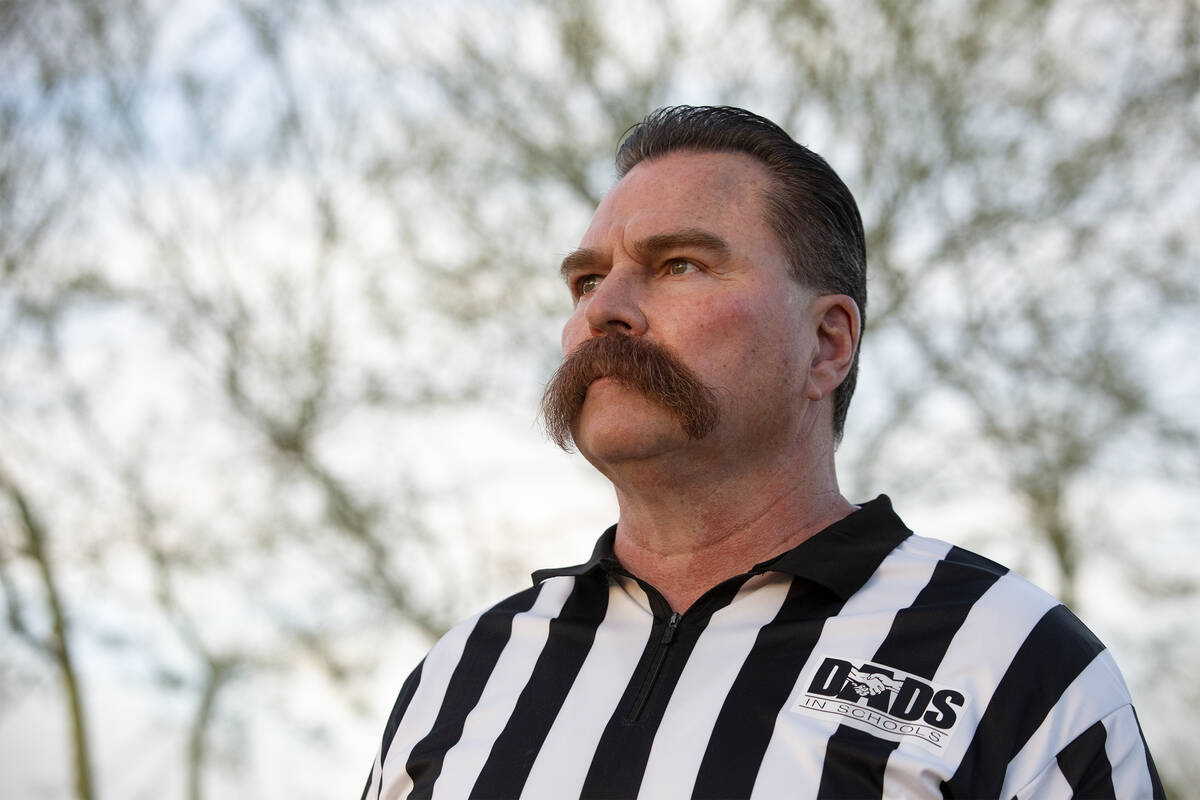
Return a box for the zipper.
[625,611,682,723]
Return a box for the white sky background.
[1,0,1198,797]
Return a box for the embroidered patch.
[792,655,967,751]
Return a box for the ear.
[804,294,861,402]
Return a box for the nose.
[583,265,648,337]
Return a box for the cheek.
[561,311,587,354]
[686,295,801,388]
[685,295,764,356]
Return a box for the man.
[363,107,1163,799]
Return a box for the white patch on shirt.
[791,653,968,753]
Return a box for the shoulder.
[887,539,1150,796]
[893,534,1071,628]
[381,576,588,720]
[892,535,1120,701]
[418,582,550,679]
[362,581,564,798]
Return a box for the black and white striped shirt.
[363,496,1163,799]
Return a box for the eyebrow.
[559,248,602,282]
[559,229,732,282]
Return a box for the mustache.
[540,334,720,452]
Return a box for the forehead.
[581,150,777,248]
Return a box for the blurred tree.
[1,0,1196,797]
[2,0,498,797]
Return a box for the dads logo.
[792,655,966,750]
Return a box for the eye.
[666,259,698,276]
[576,274,603,295]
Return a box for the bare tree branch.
[0,464,95,800]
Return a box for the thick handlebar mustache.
[540,334,720,451]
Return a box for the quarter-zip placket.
[625,610,681,723]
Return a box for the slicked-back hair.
[615,106,867,444]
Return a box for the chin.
[573,413,688,466]
[573,387,682,457]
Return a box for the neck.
[606,444,854,613]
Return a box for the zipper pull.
[661,612,681,644]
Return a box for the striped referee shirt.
[363,496,1163,799]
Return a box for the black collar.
[531,495,911,601]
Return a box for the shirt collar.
[530,525,621,585]
[531,495,911,600]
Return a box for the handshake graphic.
[845,667,904,697]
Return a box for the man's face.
[556,150,825,476]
